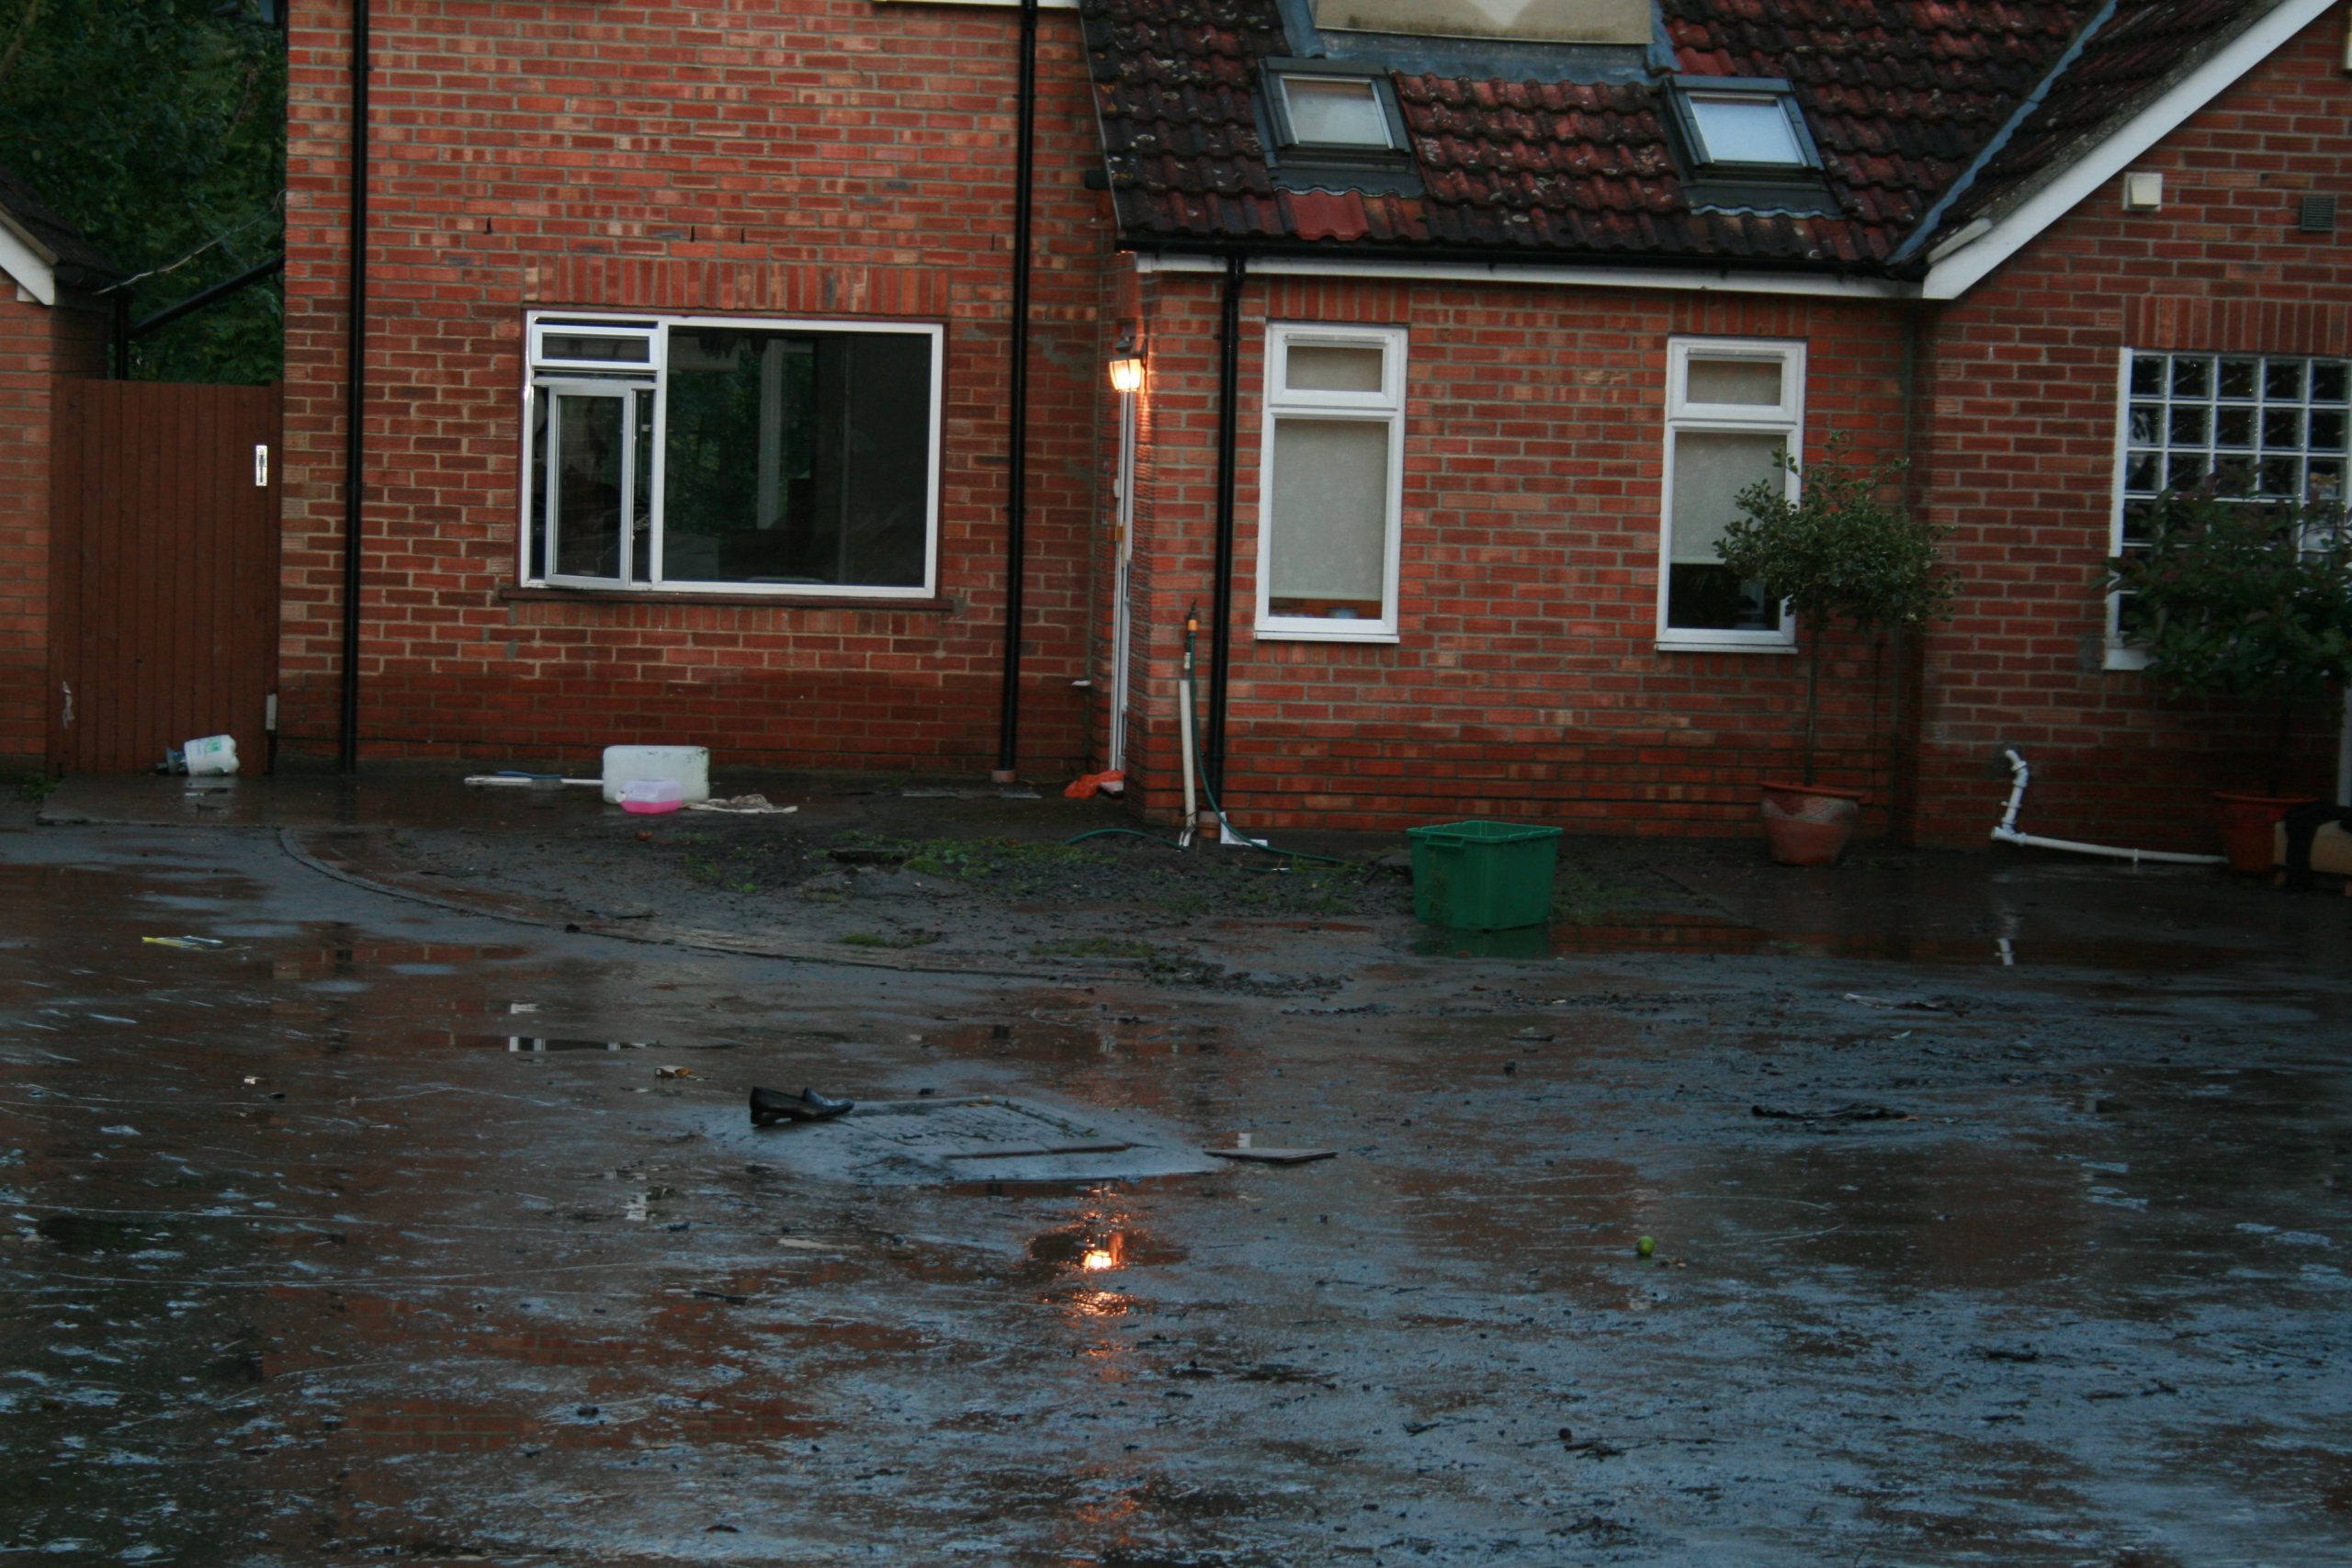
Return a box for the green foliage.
[2109,491,2352,791]
[1715,448,1957,637]
[1714,446,1957,784]
[0,0,284,383]
[2109,491,2352,703]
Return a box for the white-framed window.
[1255,322,1407,642]
[521,311,944,597]
[2109,348,2351,668]
[1658,337,1804,649]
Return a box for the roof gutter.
[1131,246,1914,300]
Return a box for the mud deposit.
[3,809,2348,1564]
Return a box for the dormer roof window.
[1261,60,1420,193]
[1667,76,1832,214]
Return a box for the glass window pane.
[2167,405,2209,445]
[2311,362,2347,403]
[542,333,651,365]
[1266,417,1389,620]
[1686,356,1783,406]
[551,393,626,580]
[1286,344,1385,393]
[2129,404,2164,444]
[2266,360,2307,400]
[662,327,930,589]
[2217,358,2258,399]
[2264,408,2305,448]
[2171,357,2211,398]
[1283,77,1391,148]
[1687,95,1804,165]
[2165,454,2206,491]
[2129,356,2166,397]
[2309,409,2346,452]
[2215,407,2256,448]
[2122,452,2160,493]
[1668,430,1785,631]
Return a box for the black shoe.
[750,1086,855,1127]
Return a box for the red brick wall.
[1912,15,2352,851]
[0,288,107,767]
[283,0,1106,774]
[1104,271,1922,833]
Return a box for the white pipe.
[1177,668,1198,852]
[1989,750,2226,866]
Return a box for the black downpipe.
[991,0,1038,778]
[109,290,130,379]
[338,0,369,774]
[1204,254,1245,797]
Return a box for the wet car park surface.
[3,783,2348,1565]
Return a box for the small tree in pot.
[2108,489,2352,872]
[1714,446,1958,864]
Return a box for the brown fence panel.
[49,380,279,773]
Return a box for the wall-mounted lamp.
[1108,355,1145,393]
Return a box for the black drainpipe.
[338,0,370,774]
[990,0,1039,781]
[1204,252,1245,797]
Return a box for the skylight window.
[1686,94,1806,167]
[1261,61,1412,172]
[1282,76,1393,149]
[1668,77,1821,186]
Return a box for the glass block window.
[2113,351,2351,663]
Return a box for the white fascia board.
[1134,251,1914,300]
[0,218,56,307]
[1921,0,2334,300]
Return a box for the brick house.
[0,169,115,766]
[283,0,2352,851]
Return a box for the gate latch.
[254,445,269,488]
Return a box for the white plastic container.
[601,744,709,805]
[183,734,239,776]
[620,778,684,816]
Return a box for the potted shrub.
[2108,489,2352,874]
[1715,446,1958,865]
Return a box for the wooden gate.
[48,380,279,773]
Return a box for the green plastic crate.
[1405,819,1561,931]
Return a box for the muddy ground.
[4,774,2349,1565]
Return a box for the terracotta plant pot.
[2211,791,2318,875]
[1760,781,1864,867]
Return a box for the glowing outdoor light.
[1107,356,1145,394]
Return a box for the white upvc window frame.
[519,310,946,600]
[1657,336,1805,653]
[2107,346,2352,671]
[1255,321,1408,643]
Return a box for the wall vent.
[2300,194,2337,233]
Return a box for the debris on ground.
[656,1066,695,1080]
[141,935,224,950]
[1204,1145,1336,1165]
[1841,992,1953,1012]
[750,1086,856,1126]
[1750,1101,1914,1123]
[689,794,798,816]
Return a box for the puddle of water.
[1412,911,2254,968]
[496,1035,658,1053]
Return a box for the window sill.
[1657,636,1795,655]
[2103,643,2152,672]
[504,585,955,612]
[1255,624,1401,645]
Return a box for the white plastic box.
[601,745,709,805]
[183,734,239,775]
